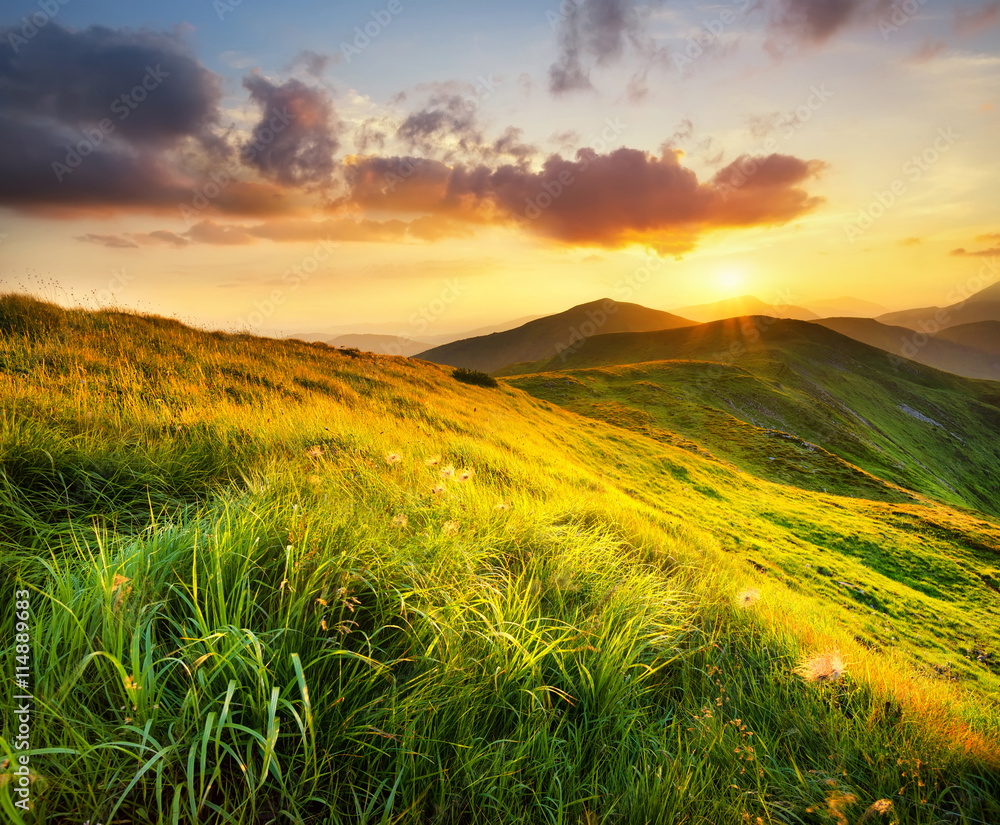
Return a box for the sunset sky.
[1,0,998,335]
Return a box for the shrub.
[452,367,498,388]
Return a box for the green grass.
[1,296,999,824]
[498,318,1000,518]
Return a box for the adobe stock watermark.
[214,0,248,21]
[382,156,426,193]
[673,0,752,71]
[878,0,931,40]
[382,278,466,356]
[517,116,627,224]
[92,268,134,307]
[340,0,416,63]
[717,83,833,200]
[843,126,958,243]
[6,0,72,54]
[179,106,291,222]
[693,290,802,388]
[10,586,33,813]
[889,255,999,365]
[553,253,666,362]
[237,240,338,328]
[52,65,170,182]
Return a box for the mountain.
[877,279,1000,330]
[414,299,695,373]
[807,296,889,317]
[499,316,1000,517]
[327,334,428,356]
[417,314,546,346]
[5,294,1000,823]
[815,317,1000,381]
[285,333,429,356]
[934,320,1000,358]
[672,294,818,322]
[287,314,546,350]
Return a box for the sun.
[715,266,747,295]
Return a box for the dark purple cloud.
[240,75,341,188]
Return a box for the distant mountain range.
[671,294,818,323]
[414,299,695,374]
[815,318,1000,381]
[288,285,1000,384]
[807,296,889,317]
[287,314,545,352]
[876,280,1000,329]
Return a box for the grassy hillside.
[815,317,1000,381]
[416,299,694,373]
[499,317,1000,519]
[2,295,999,825]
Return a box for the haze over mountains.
[671,294,819,322]
[877,280,1000,330]
[287,314,546,354]
[816,317,1000,381]
[399,283,1000,384]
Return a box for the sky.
[1,0,998,336]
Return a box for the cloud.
[76,233,140,249]
[240,75,341,187]
[763,0,893,48]
[0,23,231,213]
[367,83,535,165]
[954,1,1000,35]
[0,23,299,219]
[899,236,922,246]
[333,147,826,254]
[74,216,470,248]
[0,23,223,147]
[950,245,1000,257]
[76,230,189,248]
[286,49,339,77]
[548,0,665,94]
[906,38,948,63]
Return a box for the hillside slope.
[2,295,999,824]
[415,298,694,372]
[935,320,1000,358]
[878,279,1000,330]
[815,316,1000,380]
[499,316,1000,517]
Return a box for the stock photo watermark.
[673,0,752,71]
[878,0,931,40]
[6,0,71,54]
[179,106,292,222]
[517,116,627,224]
[889,255,999,364]
[378,278,467,356]
[51,64,171,182]
[552,253,667,361]
[340,0,416,63]
[9,587,33,812]
[717,83,833,200]
[237,240,339,328]
[843,126,958,243]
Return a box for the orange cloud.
[331,148,827,254]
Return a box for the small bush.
[453,367,498,388]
